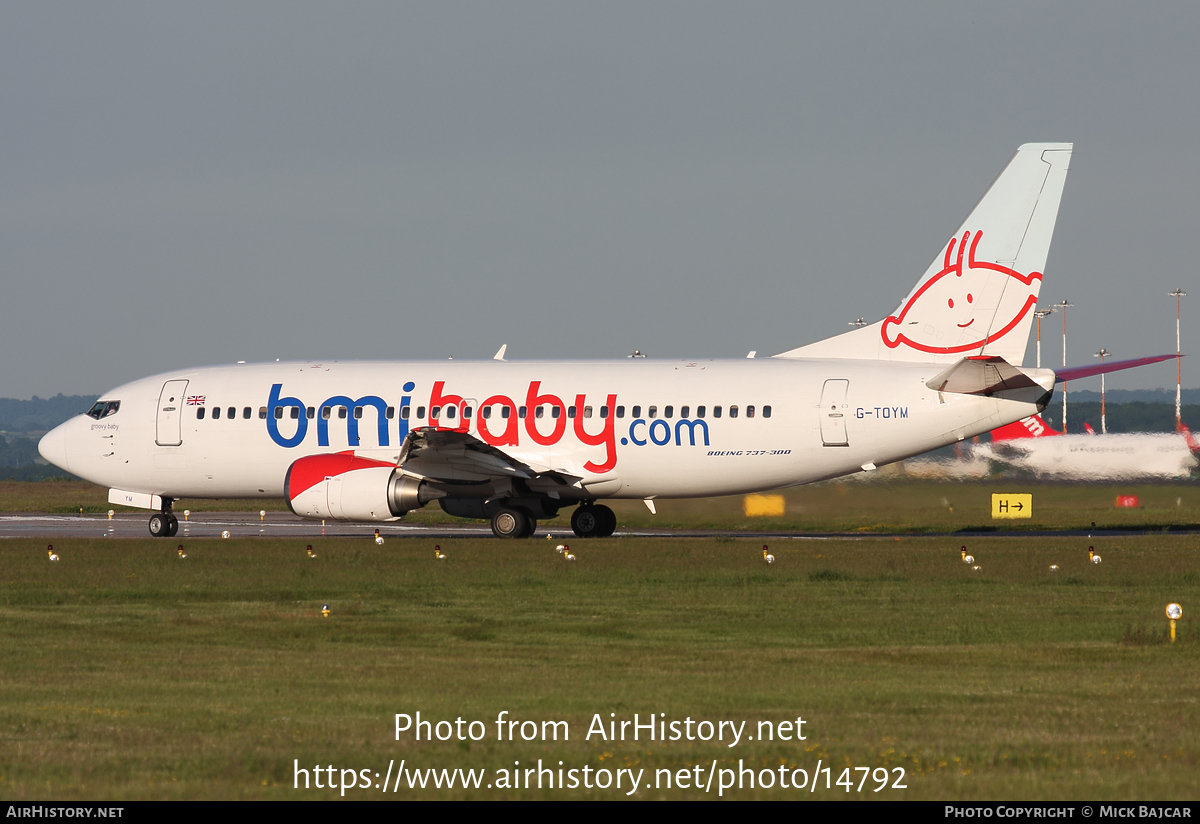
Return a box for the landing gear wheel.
[571,505,602,538]
[148,513,169,538]
[519,512,538,539]
[594,504,616,537]
[166,514,179,537]
[491,507,529,539]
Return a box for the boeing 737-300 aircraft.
[36,143,1173,538]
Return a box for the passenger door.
[819,379,849,447]
[156,380,190,446]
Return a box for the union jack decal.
[186,396,206,406]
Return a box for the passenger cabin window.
[306,407,315,419]
[445,406,456,420]
[196,407,206,420]
[481,407,491,419]
[535,406,544,419]
[463,406,472,419]
[747,405,755,418]
[697,406,706,418]
[290,407,300,419]
[212,407,221,420]
[274,407,283,420]
[763,405,772,418]
[431,407,441,419]
[386,407,394,419]
[600,406,609,419]
[552,406,561,419]
[354,407,363,419]
[227,407,235,420]
[243,407,252,419]
[729,405,738,418]
[680,406,690,418]
[664,406,674,419]
[321,407,331,420]
[616,406,625,418]
[584,406,593,418]
[501,406,511,419]
[519,407,527,419]
[713,406,722,418]
[568,406,576,418]
[338,407,347,419]
[648,406,657,419]
[632,405,641,418]
[401,406,410,420]
[259,407,268,419]
[417,407,426,419]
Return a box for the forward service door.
[819,379,850,447]
[156,380,190,446]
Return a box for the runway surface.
[0,511,1194,541]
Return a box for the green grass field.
[1,534,1197,799]
[7,479,1200,534]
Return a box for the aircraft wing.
[394,427,582,493]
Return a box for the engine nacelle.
[285,452,435,522]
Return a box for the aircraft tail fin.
[991,413,1062,441]
[776,143,1072,364]
[1178,422,1200,455]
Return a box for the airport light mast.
[1093,348,1110,434]
[1034,307,1057,368]
[1170,289,1186,428]
[1055,299,1074,433]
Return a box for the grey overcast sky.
[3,2,1199,398]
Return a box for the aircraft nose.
[38,424,71,473]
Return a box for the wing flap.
[394,427,582,491]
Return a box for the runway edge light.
[1167,603,1183,642]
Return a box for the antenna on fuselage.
[494,344,507,361]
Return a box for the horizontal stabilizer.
[1055,354,1177,383]
[926,357,1053,396]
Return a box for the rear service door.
[819,379,849,446]
[156,380,189,446]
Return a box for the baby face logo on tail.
[881,231,1041,355]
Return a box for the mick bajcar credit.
[944,807,1193,819]
[292,711,909,796]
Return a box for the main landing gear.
[490,507,537,539]
[148,500,178,538]
[485,501,616,539]
[571,503,616,538]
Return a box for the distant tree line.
[0,395,98,434]
[1067,388,1200,405]
[1027,402,1200,435]
[0,435,80,481]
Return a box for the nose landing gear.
[148,500,178,537]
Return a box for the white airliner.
[972,413,1200,480]
[35,142,1172,538]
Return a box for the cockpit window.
[86,401,120,420]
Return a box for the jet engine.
[285,452,436,521]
